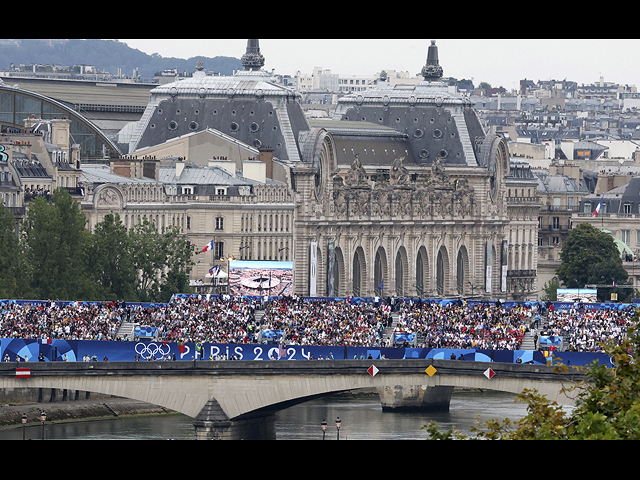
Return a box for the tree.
[128,218,194,302]
[0,202,28,298]
[21,188,99,300]
[541,277,559,302]
[555,223,628,300]
[90,213,137,301]
[423,312,640,439]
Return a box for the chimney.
[259,146,274,179]
[176,159,185,178]
[50,118,71,152]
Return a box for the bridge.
[0,359,587,439]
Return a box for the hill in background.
[0,39,243,81]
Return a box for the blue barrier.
[0,338,612,367]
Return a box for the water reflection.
[275,391,532,440]
[0,391,562,440]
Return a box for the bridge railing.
[0,337,611,368]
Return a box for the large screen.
[229,260,293,297]
[556,288,598,303]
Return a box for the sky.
[117,38,640,90]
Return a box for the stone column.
[377,385,455,412]
[193,398,277,440]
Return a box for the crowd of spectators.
[540,305,637,352]
[0,300,122,341]
[0,295,637,353]
[258,296,390,347]
[393,300,530,350]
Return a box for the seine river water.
[1,390,572,440]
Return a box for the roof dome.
[333,41,485,167]
[128,40,309,161]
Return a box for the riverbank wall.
[0,387,173,429]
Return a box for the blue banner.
[0,338,611,367]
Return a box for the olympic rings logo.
[135,342,171,358]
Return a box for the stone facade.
[3,40,541,301]
[289,41,539,300]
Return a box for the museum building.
[2,40,541,301]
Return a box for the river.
[1,390,571,440]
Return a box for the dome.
[128,40,309,162]
[332,41,485,167]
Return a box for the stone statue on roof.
[345,154,368,186]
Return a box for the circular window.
[189,121,199,131]
[420,149,429,159]
[150,123,156,129]
[230,122,239,132]
[433,129,443,138]
[439,149,448,158]
[414,129,424,138]
[249,122,260,133]
[168,121,178,131]
[253,139,262,148]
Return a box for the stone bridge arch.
[0,359,584,439]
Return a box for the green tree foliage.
[129,218,195,303]
[541,277,559,302]
[556,223,628,301]
[90,213,137,301]
[20,189,98,300]
[4,188,194,302]
[0,202,28,298]
[424,311,640,440]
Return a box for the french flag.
[202,239,214,253]
[592,197,603,216]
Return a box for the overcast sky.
[116,39,640,90]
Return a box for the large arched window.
[457,249,465,295]
[436,246,449,297]
[395,251,404,297]
[353,253,362,297]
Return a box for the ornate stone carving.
[372,179,390,218]
[389,155,410,186]
[344,154,368,187]
[96,187,121,208]
[348,188,371,218]
[332,187,347,216]
[430,155,450,186]
[453,178,475,218]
